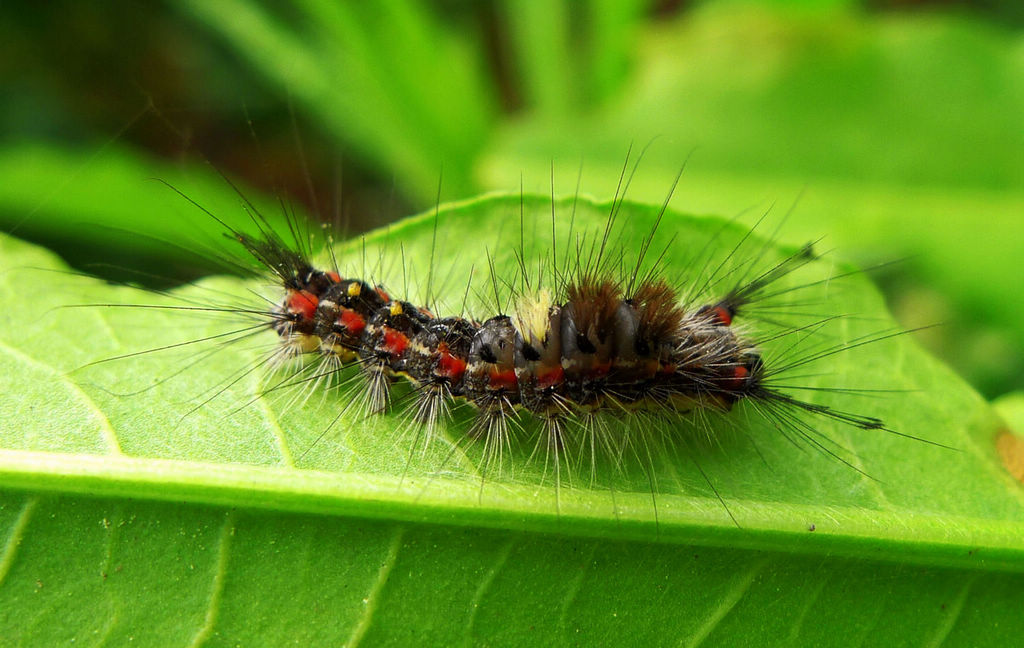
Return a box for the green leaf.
[175,0,497,203]
[500,0,653,115]
[995,393,1024,434]
[0,142,310,284]
[2,192,1023,644]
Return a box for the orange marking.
[536,366,564,389]
[287,290,318,321]
[714,306,732,327]
[437,343,467,381]
[489,368,518,391]
[326,271,342,283]
[383,329,409,356]
[726,365,749,390]
[339,309,366,335]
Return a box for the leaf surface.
[1,192,1022,645]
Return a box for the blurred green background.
[1,0,1021,397]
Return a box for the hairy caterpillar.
[76,163,941,526]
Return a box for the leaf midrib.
[1,448,1021,572]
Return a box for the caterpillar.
[93,160,940,527]
[37,136,956,536]
[250,204,869,464]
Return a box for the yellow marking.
[348,282,362,297]
[515,289,553,345]
[339,350,358,362]
[319,341,357,363]
[390,302,403,316]
[294,333,321,353]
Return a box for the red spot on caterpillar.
[287,290,318,321]
[714,306,733,327]
[375,287,391,302]
[383,329,409,356]
[536,366,564,388]
[326,271,341,283]
[437,343,467,381]
[726,365,749,390]
[339,309,366,335]
[489,369,518,391]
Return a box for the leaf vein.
[187,512,235,648]
[0,496,38,586]
[0,339,121,455]
[785,563,830,643]
[94,507,124,648]
[463,537,515,647]
[925,574,978,648]
[254,375,294,467]
[683,556,769,648]
[347,526,404,648]
[557,543,597,638]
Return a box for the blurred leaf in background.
[0,0,1021,395]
